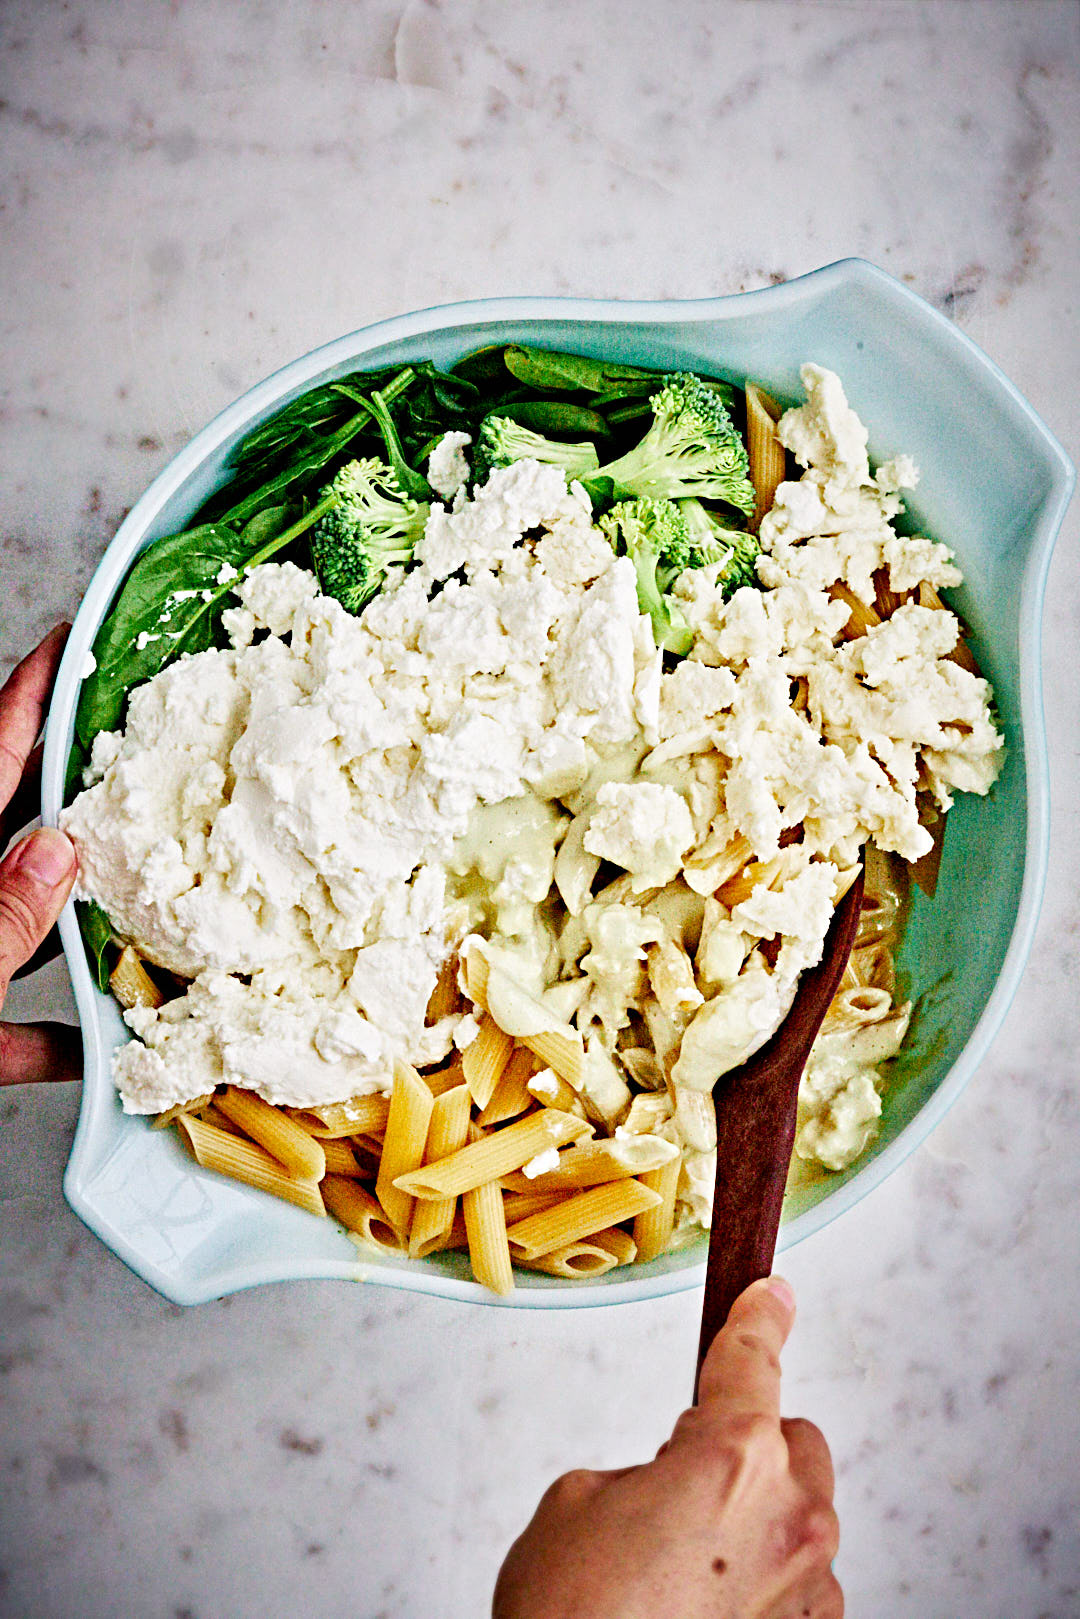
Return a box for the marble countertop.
[2,3,1078,1615]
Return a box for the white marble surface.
[2,2,1078,1615]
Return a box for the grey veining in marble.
[2,3,1078,1616]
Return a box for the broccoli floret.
[599,497,697,655]
[474,415,600,486]
[596,373,756,517]
[310,458,429,615]
[678,498,762,597]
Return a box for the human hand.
[1,625,81,1085]
[493,1276,841,1619]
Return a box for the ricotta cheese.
[426,430,472,500]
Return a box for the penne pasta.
[393,1109,591,1201]
[109,946,165,1011]
[320,1138,364,1177]
[589,1226,638,1265]
[500,1189,566,1224]
[322,1175,406,1254]
[823,984,894,1032]
[910,803,947,897]
[464,943,490,1009]
[500,1135,679,1196]
[375,1060,435,1241]
[633,1156,682,1263]
[198,1102,247,1136]
[294,1095,391,1138]
[476,1045,538,1127]
[215,1087,327,1181]
[461,1015,515,1111]
[519,1028,585,1090]
[422,1059,469,1099]
[150,1093,213,1130]
[745,382,787,533]
[176,1115,325,1217]
[506,1179,662,1261]
[524,1065,583,1118]
[716,854,784,910]
[683,831,754,896]
[872,566,905,621]
[408,1084,472,1259]
[426,954,463,1022]
[519,1240,619,1279]
[420,1210,470,1253]
[829,581,881,640]
[463,1176,514,1294]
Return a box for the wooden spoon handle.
[695,872,864,1394]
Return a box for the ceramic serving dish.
[43,258,1073,1307]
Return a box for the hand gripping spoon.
[695,870,865,1393]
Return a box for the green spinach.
[77,899,115,993]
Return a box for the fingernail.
[14,828,75,887]
[766,1275,796,1313]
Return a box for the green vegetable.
[333,370,433,501]
[489,400,611,438]
[75,498,335,748]
[213,408,373,529]
[474,415,601,486]
[502,344,657,397]
[599,497,697,655]
[678,498,762,597]
[76,899,115,993]
[310,459,429,615]
[595,373,756,516]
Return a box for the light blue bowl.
[43,259,1073,1308]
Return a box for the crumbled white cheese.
[584,781,695,893]
[62,463,663,1113]
[426,430,472,500]
[419,459,589,581]
[522,1145,561,1180]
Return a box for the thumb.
[695,1275,797,1421]
[0,829,77,994]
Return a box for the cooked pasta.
[408,1083,472,1259]
[214,1087,327,1181]
[393,1109,591,1201]
[461,1015,514,1110]
[506,1180,662,1261]
[463,1176,514,1295]
[176,1115,325,1217]
[632,1157,682,1264]
[745,382,787,533]
[321,1176,406,1255]
[476,1046,537,1127]
[375,1061,434,1242]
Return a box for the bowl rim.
[43,256,1075,1308]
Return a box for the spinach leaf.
[75,522,254,746]
[75,498,334,749]
[502,345,656,395]
[214,407,373,528]
[229,370,399,474]
[64,734,89,805]
[493,400,612,437]
[447,345,513,391]
[76,899,115,993]
[333,375,433,501]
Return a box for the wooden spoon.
[695,869,865,1393]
